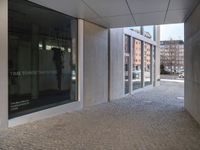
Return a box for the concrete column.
[109,28,124,100]
[0,0,8,130]
[78,19,84,107]
[141,41,145,88]
[153,25,156,41]
[129,37,133,93]
[83,21,108,107]
[153,46,156,86]
[141,27,145,87]
[154,25,160,86]
[152,26,156,86]
[150,45,153,85]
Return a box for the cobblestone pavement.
[1,82,200,150]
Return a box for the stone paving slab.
[0,81,200,150]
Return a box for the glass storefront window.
[144,43,152,86]
[132,39,142,90]
[8,0,78,118]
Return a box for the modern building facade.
[0,0,160,129]
[0,0,200,129]
[160,40,184,73]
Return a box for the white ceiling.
[29,0,200,28]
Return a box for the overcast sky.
[160,23,184,41]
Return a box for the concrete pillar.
[150,45,153,85]
[140,27,145,87]
[78,19,84,107]
[154,25,160,86]
[129,37,133,93]
[0,0,8,130]
[141,44,145,88]
[83,21,108,107]
[153,46,156,86]
[152,26,156,86]
[109,28,124,100]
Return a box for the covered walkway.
[0,82,200,150]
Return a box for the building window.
[8,0,78,118]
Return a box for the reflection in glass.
[132,39,142,90]
[131,26,141,34]
[8,0,78,118]
[143,26,154,40]
[144,43,152,86]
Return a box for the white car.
[179,72,184,78]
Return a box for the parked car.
[132,70,141,79]
[179,72,184,78]
[177,69,184,74]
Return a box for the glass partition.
[132,39,142,90]
[144,43,152,86]
[8,0,78,118]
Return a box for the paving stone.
[0,81,200,150]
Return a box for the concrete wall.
[0,0,8,130]
[83,21,108,107]
[185,3,200,124]
[109,28,124,100]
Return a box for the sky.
[160,23,184,41]
[129,23,184,41]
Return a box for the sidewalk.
[0,82,199,150]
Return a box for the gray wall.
[185,3,200,124]
[0,0,8,130]
[83,21,108,107]
[109,28,124,100]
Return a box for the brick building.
[160,40,184,72]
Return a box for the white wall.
[109,28,124,100]
[185,3,200,124]
[83,21,109,107]
[0,0,8,130]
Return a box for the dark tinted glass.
[124,35,130,94]
[8,0,78,118]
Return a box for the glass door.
[124,35,131,94]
